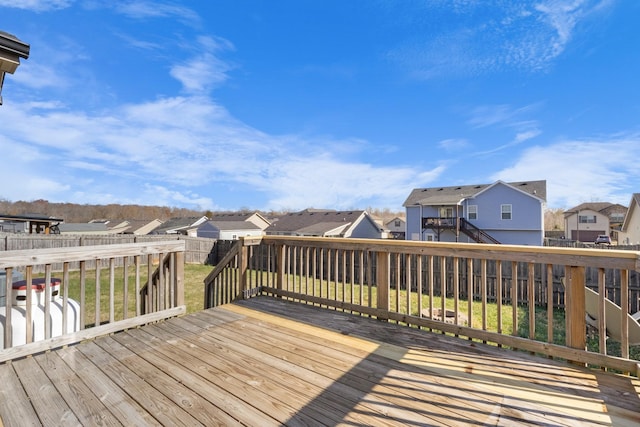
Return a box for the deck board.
[1,296,639,426]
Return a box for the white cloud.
[258,156,445,211]
[493,136,640,208]
[0,77,435,210]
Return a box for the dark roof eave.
[0,31,30,59]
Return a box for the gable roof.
[209,212,253,221]
[151,216,207,234]
[564,202,627,217]
[403,180,546,207]
[265,209,374,236]
[208,211,270,229]
[58,223,109,233]
[203,220,261,231]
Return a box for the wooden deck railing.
[0,240,185,361]
[204,236,640,376]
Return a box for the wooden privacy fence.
[205,236,640,376]
[0,233,214,264]
[0,241,185,362]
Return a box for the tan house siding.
[618,194,640,245]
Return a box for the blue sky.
[1,1,639,212]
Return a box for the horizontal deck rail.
[204,236,640,376]
[1,241,185,361]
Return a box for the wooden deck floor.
[1,296,639,427]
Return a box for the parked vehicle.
[594,235,612,245]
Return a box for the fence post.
[565,265,587,360]
[376,251,390,320]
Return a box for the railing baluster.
[109,258,115,323]
[80,261,87,330]
[467,258,473,331]
[546,264,553,345]
[95,261,101,327]
[621,269,630,360]
[511,261,518,339]
[528,262,535,341]
[62,262,69,336]
[44,264,52,340]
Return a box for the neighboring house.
[265,209,383,238]
[208,212,271,231]
[150,216,208,236]
[0,213,63,234]
[197,220,263,240]
[617,194,640,245]
[404,180,547,246]
[563,202,627,243]
[385,217,406,240]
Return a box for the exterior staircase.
[459,218,500,244]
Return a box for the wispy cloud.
[112,1,201,26]
[170,36,235,95]
[388,0,614,78]
[465,103,542,155]
[438,138,470,152]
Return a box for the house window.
[439,207,453,218]
[425,234,435,241]
[468,205,478,220]
[394,220,401,227]
[610,213,624,222]
[578,215,596,224]
[501,204,512,220]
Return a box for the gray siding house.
[404,180,546,246]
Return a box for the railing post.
[565,266,587,358]
[376,251,390,320]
